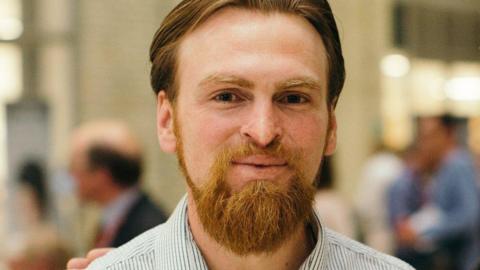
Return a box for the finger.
[67,257,91,269]
[87,248,113,260]
[66,248,113,269]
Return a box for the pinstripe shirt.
[87,195,414,270]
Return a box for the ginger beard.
[174,118,319,256]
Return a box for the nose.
[240,101,282,148]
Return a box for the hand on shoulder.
[66,248,113,270]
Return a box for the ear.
[157,91,177,153]
[324,111,337,156]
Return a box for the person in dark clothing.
[109,193,167,247]
[69,119,167,248]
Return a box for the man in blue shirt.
[389,114,480,270]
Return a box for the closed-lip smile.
[228,155,292,184]
[232,155,287,167]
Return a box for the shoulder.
[438,150,477,185]
[127,193,167,222]
[444,149,475,171]
[87,222,170,270]
[324,229,414,270]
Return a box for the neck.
[186,193,315,270]
[443,141,456,156]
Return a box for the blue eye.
[279,94,308,104]
[214,92,241,102]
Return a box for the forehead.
[186,7,322,45]
[176,7,328,89]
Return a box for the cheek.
[77,172,95,192]
[78,178,89,192]
[179,112,239,184]
[283,114,328,180]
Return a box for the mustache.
[208,140,304,184]
[216,140,301,166]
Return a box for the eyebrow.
[275,77,324,92]
[199,73,323,93]
[199,73,254,89]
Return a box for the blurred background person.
[69,120,167,248]
[5,160,71,270]
[314,157,356,239]
[354,144,404,254]
[14,160,49,235]
[388,114,480,270]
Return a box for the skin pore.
[156,8,337,270]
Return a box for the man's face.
[157,8,337,254]
[69,147,99,203]
[169,8,335,189]
[416,117,449,172]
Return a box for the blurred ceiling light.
[0,0,22,40]
[381,54,411,78]
[444,77,480,101]
[0,17,23,40]
[0,44,22,102]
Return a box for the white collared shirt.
[88,195,414,270]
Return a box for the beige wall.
[330,0,393,198]
[73,0,391,210]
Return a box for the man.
[389,115,479,270]
[69,120,167,248]
[69,0,413,269]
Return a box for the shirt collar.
[300,207,329,269]
[169,195,329,269]
[101,187,140,229]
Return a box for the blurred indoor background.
[0,0,479,268]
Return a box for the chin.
[229,177,291,193]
